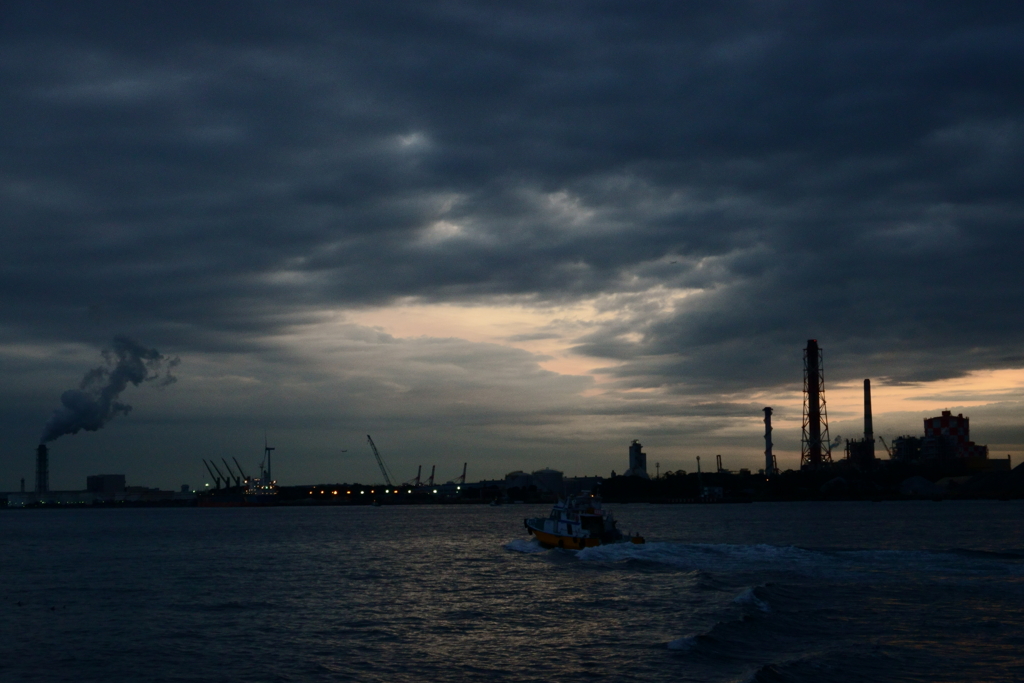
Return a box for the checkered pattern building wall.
[923,411,988,459]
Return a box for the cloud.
[2,1,1024,483]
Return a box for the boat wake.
[574,541,1024,579]
[733,586,771,612]
[666,585,772,653]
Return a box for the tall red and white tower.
[801,339,833,468]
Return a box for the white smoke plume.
[40,335,179,443]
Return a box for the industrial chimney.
[801,339,833,468]
[844,379,877,467]
[763,407,776,476]
[863,379,875,459]
[863,379,874,442]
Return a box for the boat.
[524,494,644,549]
[197,439,280,507]
[241,476,279,506]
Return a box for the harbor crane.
[427,465,435,487]
[366,435,397,488]
[222,458,241,486]
[232,457,249,482]
[450,463,467,485]
[404,465,422,487]
[208,459,230,488]
[202,460,222,489]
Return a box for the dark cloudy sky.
[3,1,1023,489]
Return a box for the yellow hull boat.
[524,495,644,548]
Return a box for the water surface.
[2,501,1021,682]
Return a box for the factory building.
[531,468,564,495]
[4,445,194,506]
[504,468,564,495]
[497,468,601,499]
[890,410,993,465]
[624,440,649,479]
[924,411,988,459]
[87,474,126,494]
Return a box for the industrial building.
[6,483,194,507]
[623,440,649,478]
[891,410,991,464]
[924,411,989,459]
[483,468,603,501]
[87,474,126,494]
[4,444,194,507]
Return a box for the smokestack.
[863,379,874,442]
[864,379,875,461]
[763,407,775,476]
[805,340,821,463]
[35,444,49,494]
[801,339,833,468]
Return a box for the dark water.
[1,501,1022,682]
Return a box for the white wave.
[666,635,699,651]
[734,587,771,612]
[576,541,818,572]
[503,538,547,554]
[572,541,1022,581]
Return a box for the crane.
[202,460,222,489]
[427,465,435,487]
[222,458,241,487]
[209,459,230,488]
[878,436,893,457]
[232,457,249,482]
[366,435,396,488]
[404,465,422,487]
